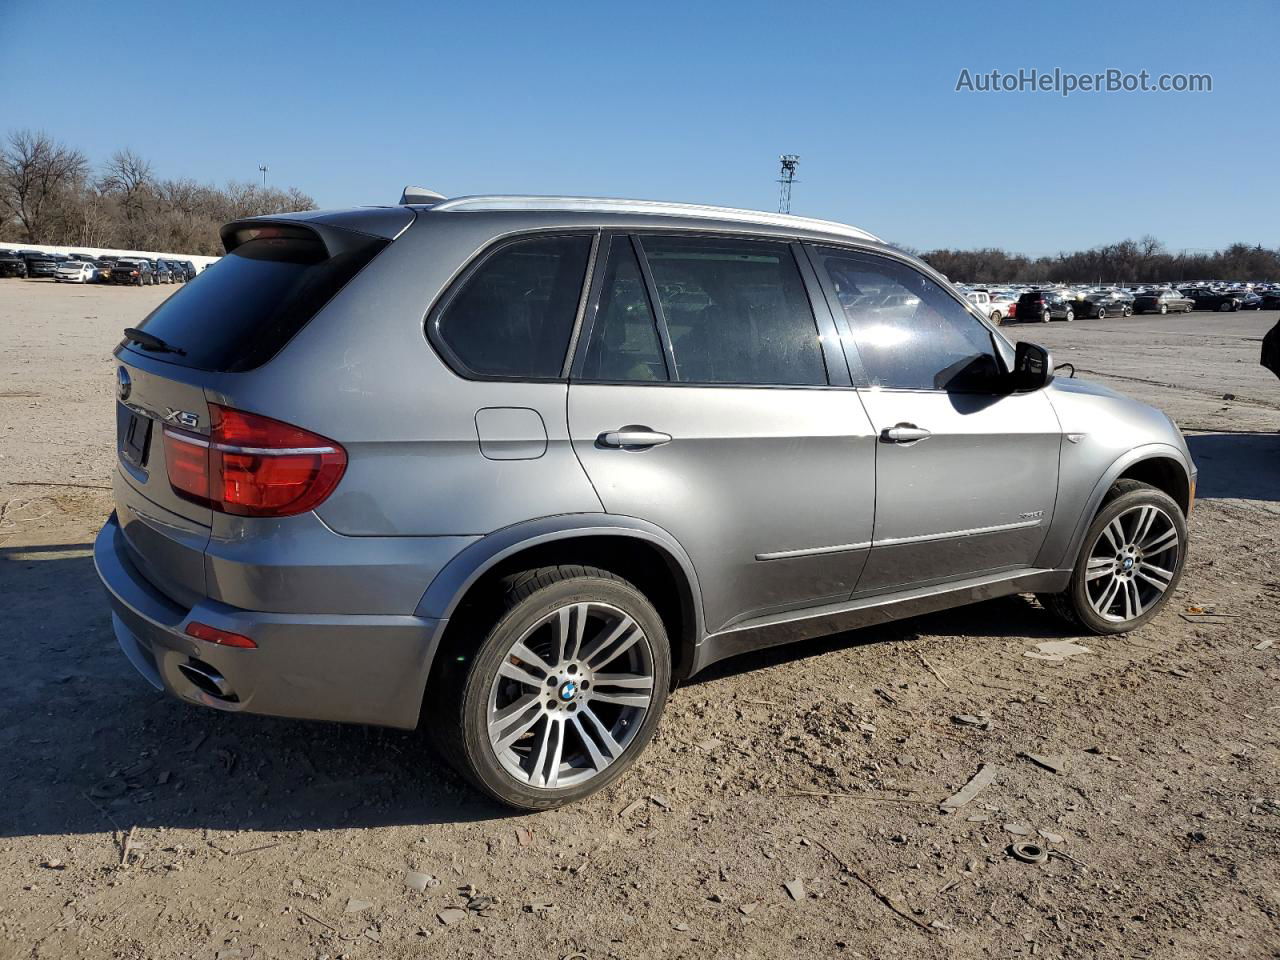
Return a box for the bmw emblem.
[558,680,578,702]
[116,366,131,401]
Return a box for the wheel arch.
[417,515,706,682]
[1046,443,1193,570]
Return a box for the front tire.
[1042,309,1051,323]
[431,565,671,810]
[1096,307,1106,320]
[1043,480,1187,635]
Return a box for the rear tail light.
[163,404,346,517]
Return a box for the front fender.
[1035,442,1194,571]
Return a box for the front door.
[568,234,877,633]
[807,244,1062,594]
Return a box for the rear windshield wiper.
[123,327,186,356]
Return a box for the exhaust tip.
[178,659,237,702]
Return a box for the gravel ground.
[1,280,1278,960]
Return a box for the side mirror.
[1012,341,1054,391]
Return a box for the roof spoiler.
[400,186,448,205]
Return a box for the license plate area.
[121,411,153,470]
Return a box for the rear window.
[132,229,387,372]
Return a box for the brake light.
[163,404,346,517]
[185,621,256,648]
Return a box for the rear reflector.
[185,621,256,648]
[164,404,346,517]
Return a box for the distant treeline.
[0,129,315,256]
[913,236,1280,284]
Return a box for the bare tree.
[0,129,89,242]
[98,148,154,245]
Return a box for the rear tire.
[429,565,671,810]
[1159,303,1168,315]
[1064,309,1074,322]
[1041,480,1187,635]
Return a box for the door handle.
[880,423,932,444]
[598,427,672,449]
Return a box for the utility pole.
[258,164,269,190]
[777,154,800,214]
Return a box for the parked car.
[0,249,28,278]
[93,260,116,283]
[23,252,62,278]
[1074,291,1133,319]
[1259,292,1280,310]
[1016,289,1075,322]
[965,290,1016,324]
[109,258,153,285]
[1185,289,1242,312]
[95,193,1196,809]
[1237,292,1263,311]
[54,260,97,283]
[1133,290,1193,315]
[152,260,175,284]
[167,260,193,282]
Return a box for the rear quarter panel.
[200,216,605,538]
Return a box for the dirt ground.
[1,280,1278,960]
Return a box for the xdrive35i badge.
[116,366,131,401]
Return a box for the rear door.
[808,245,1062,594]
[568,233,876,634]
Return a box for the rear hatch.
[111,209,410,606]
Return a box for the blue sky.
[2,0,1275,253]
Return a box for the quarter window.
[639,236,827,386]
[813,248,1000,391]
[436,235,592,379]
[582,237,668,382]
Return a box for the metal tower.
[777,154,800,213]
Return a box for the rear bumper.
[94,512,444,729]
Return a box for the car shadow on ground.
[1185,431,1280,502]
[686,592,1066,686]
[0,546,1071,840]
[0,545,513,840]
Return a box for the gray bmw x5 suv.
[95,193,1195,809]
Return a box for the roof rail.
[400,185,448,205]
[428,195,881,242]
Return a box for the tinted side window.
[582,237,668,382]
[437,235,591,379]
[814,248,999,391]
[640,236,827,386]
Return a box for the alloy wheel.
[1084,504,1180,623]
[486,601,655,790]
